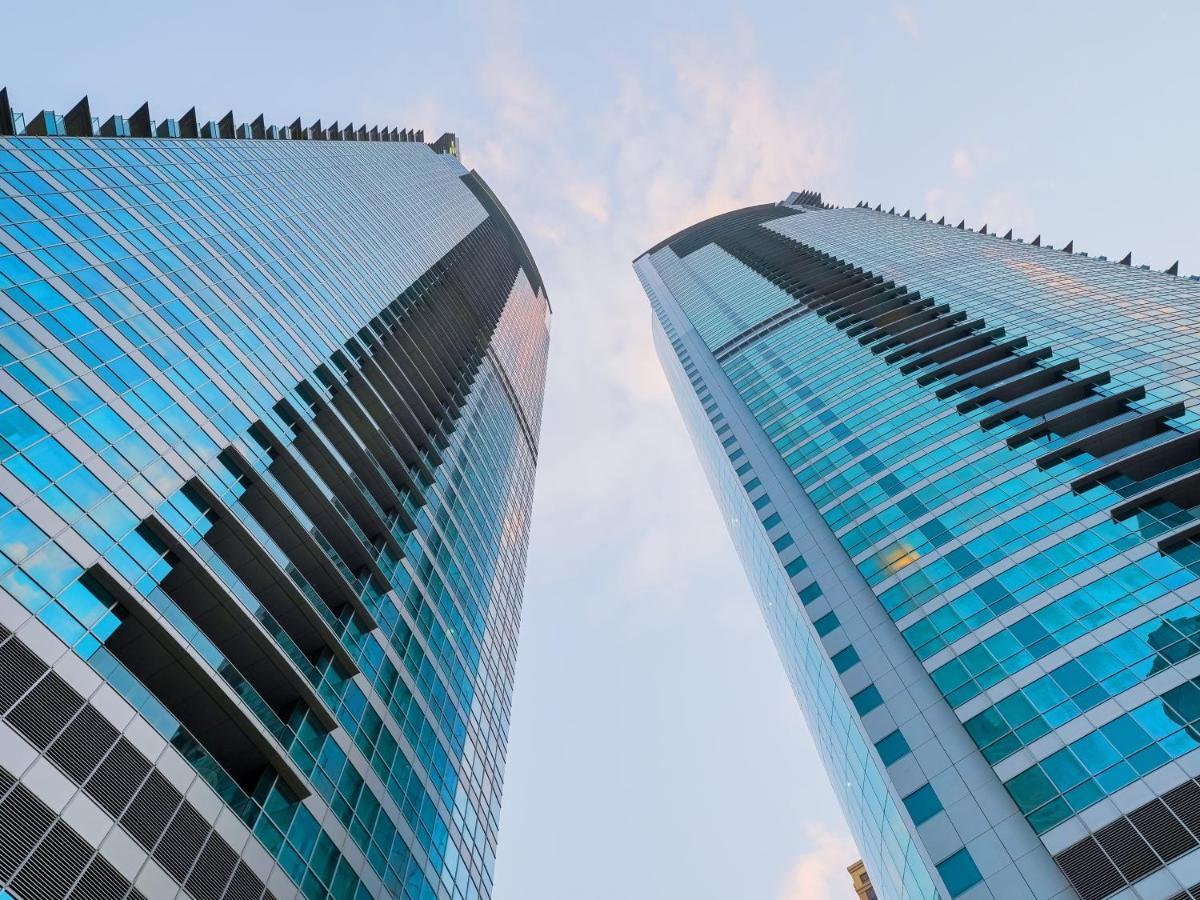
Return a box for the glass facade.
[637,191,1200,900]
[0,95,549,900]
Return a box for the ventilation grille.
[0,764,149,900]
[1055,777,1200,898]
[0,627,275,900]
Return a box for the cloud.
[569,181,611,224]
[456,22,846,637]
[602,32,847,252]
[479,45,562,133]
[777,824,859,900]
[894,5,921,39]
[951,148,974,178]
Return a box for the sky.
[4,2,1200,898]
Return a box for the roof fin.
[179,108,199,138]
[0,88,13,136]
[129,102,151,137]
[64,96,94,136]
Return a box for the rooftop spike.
[290,117,306,140]
[250,114,265,140]
[919,212,927,221]
[0,88,13,136]
[888,206,895,214]
[64,96,94,137]
[937,216,945,225]
[1032,234,1041,246]
[1062,240,1073,253]
[100,115,130,137]
[327,120,341,141]
[1003,229,1013,240]
[980,224,988,235]
[1167,261,1180,276]
[218,111,235,139]
[903,209,910,218]
[129,102,151,137]
[957,220,965,230]
[875,204,882,211]
[23,110,60,136]
[1119,252,1132,266]
[179,108,199,138]
[430,132,458,157]
[312,119,325,140]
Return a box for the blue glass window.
[937,848,982,897]
[851,684,883,715]
[831,645,860,673]
[903,783,943,825]
[813,612,840,636]
[875,730,910,765]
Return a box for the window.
[852,684,883,715]
[903,783,943,825]
[831,645,860,673]
[936,848,982,897]
[797,581,822,605]
[875,730,910,765]
[814,612,840,636]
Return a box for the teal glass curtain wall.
[0,118,548,900]
[637,191,1200,900]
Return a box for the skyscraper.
[0,90,549,900]
[636,191,1200,900]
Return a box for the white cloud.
[569,181,611,224]
[894,5,921,39]
[951,148,974,178]
[777,824,859,900]
[438,6,846,646]
[479,45,562,134]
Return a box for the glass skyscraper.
[636,191,1200,900]
[0,90,549,900]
